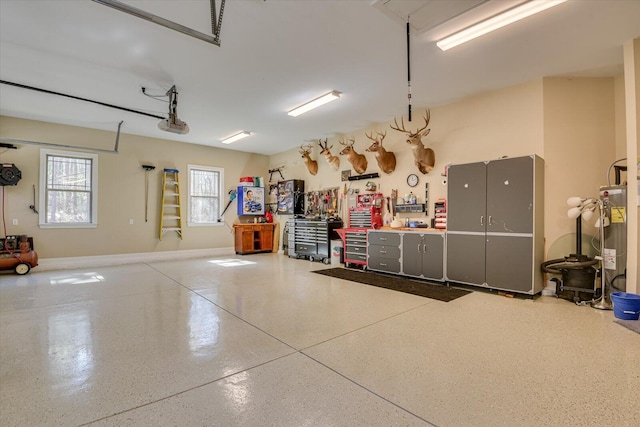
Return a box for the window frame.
[187,164,225,227]
[39,148,99,228]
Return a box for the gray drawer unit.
[294,220,317,256]
[349,210,372,228]
[368,245,401,260]
[367,231,402,274]
[367,257,401,273]
[293,218,343,263]
[368,232,401,246]
[295,243,316,255]
[287,219,296,257]
[345,230,368,267]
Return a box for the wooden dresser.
[233,223,276,255]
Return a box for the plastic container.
[331,240,344,266]
[541,279,557,297]
[611,292,640,320]
[239,176,254,186]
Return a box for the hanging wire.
[141,87,170,102]
[1,187,6,238]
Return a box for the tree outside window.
[39,149,98,228]
[188,164,223,225]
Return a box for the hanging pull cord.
[406,20,412,122]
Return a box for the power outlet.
[129,219,134,225]
[12,219,18,225]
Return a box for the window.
[39,149,98,228]
[188,164,224,225]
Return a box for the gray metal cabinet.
[293,219,343,263]
[446,155,544,294]
[294,220,317,257]
[445,234,485,285]
[402,233,445,280]
[286,218,296,257]
[367,231,401,273]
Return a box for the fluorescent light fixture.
[288,90,341,117]
[436,0,567,51]
[221,131,251,144]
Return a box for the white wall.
[542,77,617,259]
[271,77,628,270]
[270,79,544,227]
[0,117,270,258]
[1,76,629,268]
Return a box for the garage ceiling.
[0,0,639,155]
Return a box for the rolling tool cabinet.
[291,218,343,263]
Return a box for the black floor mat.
[615,319,640,335]
[312,268,471,302]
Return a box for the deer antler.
[390,116,409,133]
[366,131,386,143]
[415,110,430,135]
[299,144,312,154]
[390,111,430,135]
[347,137,355,146]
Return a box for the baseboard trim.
[38,247,236,271]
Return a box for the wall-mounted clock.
[407,173,419,187]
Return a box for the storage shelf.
[395,204,425,213]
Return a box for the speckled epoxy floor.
[1,254,638,426]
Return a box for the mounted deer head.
[318,138,340,171]
[339,137,368,175]
[299,144,318,176]
[390,109,435,174]
[365,130,396,174]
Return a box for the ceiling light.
[288,90,341,117]
[221,131,251,144]
[436,0,567,51]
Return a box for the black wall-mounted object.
[347,173,380,181]
[0,163,22,186]
[277,179,304,215]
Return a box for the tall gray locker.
[446,155,544,294]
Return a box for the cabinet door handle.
[488,215,493,226]
[480,215,484,226]
[380,263,387,266]
[417,243,421,253]
[380,237,387,241]
[380,250,387,254]
[423,243,427,253]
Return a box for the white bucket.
[542,279,557,297]
[331,240,343,266]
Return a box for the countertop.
[376,226,445,233]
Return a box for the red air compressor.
[0,235,38,275]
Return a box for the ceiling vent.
[372,0,489,34]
